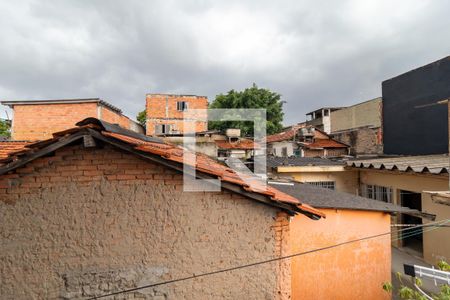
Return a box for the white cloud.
[0,0,448,124]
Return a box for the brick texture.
[11,103,141,141]
[146,94,208,135]
[0,144,291,299]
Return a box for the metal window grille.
[305,181,335,190]
[361,184,392,203]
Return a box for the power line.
[88,218,450,300]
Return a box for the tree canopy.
[0,119,11,138]
[208,84,284,136]
[136,110,146,127]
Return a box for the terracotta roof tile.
[0,141,31,159]
[215,139,259,150]
[304,139,348,149]
[266,127,297,143]
[0,120,325,219]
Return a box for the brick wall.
[0,144,291,299]
[331,127,383,156]
[10,103,144,141]
[11,103,98,141]
[146,94,208,135]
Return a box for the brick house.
[146,94,208,136]
[1,98,144,141]
[267,125,349,158]
[0,118,323,299]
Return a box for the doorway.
[400,190,423,256]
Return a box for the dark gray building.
[382,56,450,155]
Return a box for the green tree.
[0,119,11,138]
[382,261,450,300]
[136,110,146,127]
[209,83,284,136]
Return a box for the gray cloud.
[0,0,449,124]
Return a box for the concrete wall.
[330,98,382,133]
[360,170,450,264]
[382,56,450,155]
[268,141,295,157]
[0,144,291,299]
[275,169,359,194]
[291,208,391,300]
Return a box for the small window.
[218,150,228,157]
[324,109,329,116]
[156,124,171,135]
[305,181,335,190]
[177,101,188,111]
[361,184,392,203]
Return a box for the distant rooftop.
[306,107,346,115]
[1,98,122,114]
[348,154,450,175]
[269,181,435,219]
[146,93,208,98]
[267,157,345,168]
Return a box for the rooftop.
[215,139,258,150]
[0,141,30,160]
[269,181,435,219]
[1,98,122,114]
[347,154,450,175]
[267,157,345,168]
[301,139,348,149]
[306,107,346,115]
[0,118,325,219]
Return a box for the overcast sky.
[0,0,449,124]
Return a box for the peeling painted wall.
[290,209,391,300]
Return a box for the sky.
[0,0,449,125]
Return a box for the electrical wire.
[88,218,450,300]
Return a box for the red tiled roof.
[0,120,325,219]
[215,139,259,150]
[266,127,298,143]
[0,141,31,159]
[304,139,348,149]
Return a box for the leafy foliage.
[0,119,11,138]
[382,261,450,300]
[136,110,146,127]
[208,83,285,136]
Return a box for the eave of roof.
[215,139,258,150]
[0,118,325,219]
[269,181,435,220]
[347,154,450,175]
[1,98,122,114]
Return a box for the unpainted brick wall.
[0,144,291,299]
[10,103,142,141]
[145,94,208,135]
[331,127,383,156]
[11,103,98,141]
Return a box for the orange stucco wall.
[291,209,391,300]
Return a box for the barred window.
[177,101,188,111]
[305,181,335,190]
[361,184,392,203]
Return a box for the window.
[281,147,288,157]
[361,184,392,203]
[305,181,335,190]
[155,124,171,135]
[177,101,188,111]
